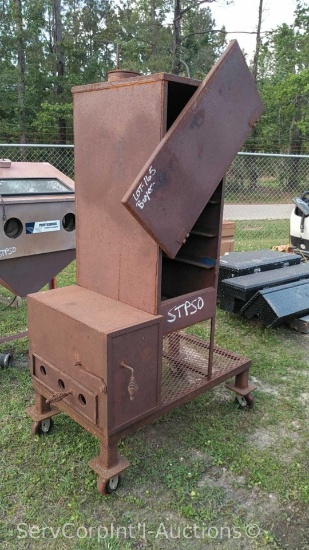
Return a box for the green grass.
[235,219,290,251]
[1,257,309,549]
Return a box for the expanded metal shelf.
[162,331,250,405]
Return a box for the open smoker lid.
[122,40,264,259]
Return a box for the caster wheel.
[0,353,13,368]
[31,417,54,435]
[235,393,254,410]
[97,475,121,495]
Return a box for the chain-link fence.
[0,144,74,179]
[225,152,309,204]
[224,152,309,251]
[0,144,308,352]
[1,144,309,251]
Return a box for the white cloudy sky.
[210,0,297,58]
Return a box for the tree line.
[0,0,308,154]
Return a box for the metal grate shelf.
[162,331,249,405]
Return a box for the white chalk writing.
[167,297,204,323]
[0,246,16,259]
[133,166,157,209]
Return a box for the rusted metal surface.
[159,287,217,334]
[158,179,225,329]
[0,161,75,296]
[48,277,56,290]
[89,454,130,481]
[107,69,141,82]
[162,329,253,405]
[27,326,253,425]
[71,71,201,96]
[122,40,264,259]
[108,322,161,431]
[27,285,162,432]
[26,403,59,422]
[72,72,199,314]
[73,75,163,314]
[27,42,260,492]
[33,356,99,424]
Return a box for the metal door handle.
[120,361,139,401]
[46,390,72,404]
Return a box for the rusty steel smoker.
[26,41,264,494]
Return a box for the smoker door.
[122,40,264,259]
[108,322,161,433]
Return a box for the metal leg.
[208,316,216,380]
[234,370,249,391]
[35,391,52,415]
[226,368,256,398]
[98,439,119,470]
[26,389,60,432]
[49,277,57,290]
[88,436,130,495]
